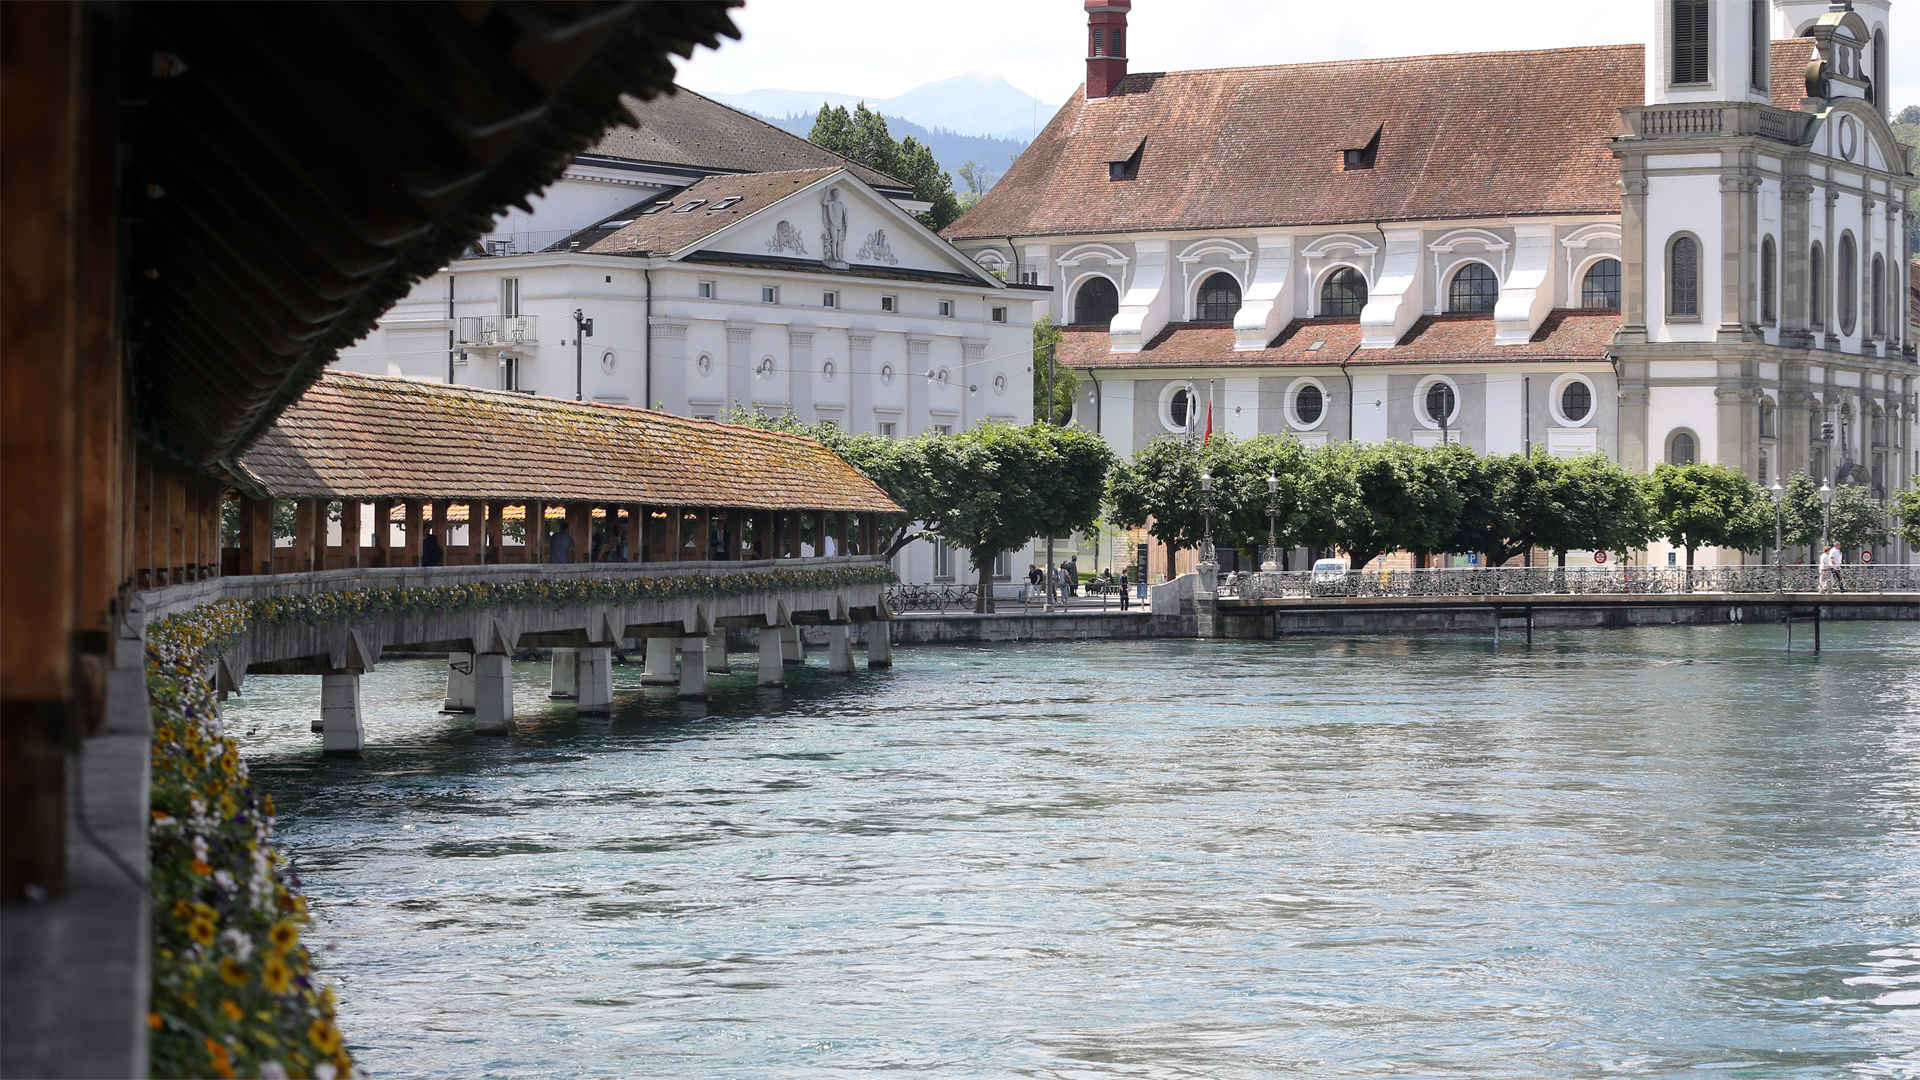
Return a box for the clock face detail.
[601,350,616,374]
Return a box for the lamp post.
[1819,479,1834,550]
[1769,477,1784,590]
[1261,473,1280,571]
[1198,471,1217,569]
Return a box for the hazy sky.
[676,1,1918,120]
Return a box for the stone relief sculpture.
[855,228,899,265]
[766,220,807,255]
[820,186,849,268]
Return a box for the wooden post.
[312,499,331,571]
[366,499,389,567]
[483,503,501,564]
[628,505,644,562]
[132,449,153,587]
[787,512,802,559]
[429,499,449,564]
[164,462,187,583]
[529,500,546,563]
[294,499,319,572]
[567,501,589,563]
[340,499,362,568]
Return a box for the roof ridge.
[1117,42,1642,83]
[671,87,913,189]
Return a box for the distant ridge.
[742,109,1029,193]
[703,71,1057,142]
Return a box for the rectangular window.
[880,295,897,312]
[697,281,713,299]
[761,286,778,304]
[938,300,954,317]
[1672,0,1710,85]
[500,277,520,317]
[991,306,1008,323]
[933,539,952,580]
[1022,270,1040,285]
[933,424,953,436]
[878,422,896,438]
[993,551,1010,580]
[1749,0,1769,92]
[822,291,838,308]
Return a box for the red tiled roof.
[1770,39,1817,110]
[567,168,842,256]
[238,372,903,513]
[590,89,904,191]
[946,45,1642,240]
[1061,310,1620,370]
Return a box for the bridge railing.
[1217,564,1920,601]
[884,582,981,613]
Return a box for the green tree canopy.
[1645,462,1771,567]
[1441,452,1538,566]
[1032,316,1078,426]
[1825,483,1892,556]
[808,102,961,230]
[1297,440,1465,569]
[1528,452,1655,565]
[1107,434,1210,560]
[1894,486,1920,552]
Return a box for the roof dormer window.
[641,201,672,215]
[1107,136,1144,181]
[1342,125,1381,170]
[672,199,707,214]
[708,196,742,211]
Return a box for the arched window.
[1669,430,1697,465]
[1760,236,1776,323]
[1194,272,1242,321]
[1758,451,1770,486]
[1809,242,1824,328]
[1447,262,1498,313]
[1561,380,1592,423]
[1837,233,1856,335]
[1669,235,1700,318]
[1294,383,1323,426]
[1873,30,1887,109]
[1582,258,1621,308]
[1871,255,1884,336]
[1320,266,1367,316]
[1424,381,1457,425]
[1073,276,1119,326]
[1168,386,1191,429]
[1759,397,1775,438]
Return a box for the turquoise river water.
[226,624,1920,1078]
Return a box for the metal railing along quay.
[1216,564,1920,601]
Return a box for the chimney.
[1085,1,1130,100]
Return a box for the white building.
[947,0,1917,570]
[335,90,1045,586]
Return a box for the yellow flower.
[268,920,299,954]
[190,858,214,876]
[253,1029,278,1047]
[187,917,217,946]
[172,899,193,921]
[262,794,276,818]
[218,957,248,986]
[218,793,238,819]
[261,954,293,994]
[221,999,242,1022]
[148,1012,162,1030]
[193,901,218,922]
[307,1018,342,1055]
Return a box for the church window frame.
[1318,265,1369,317]
[1159,380,1200,434]
[1666,232,1702,321]
[1446,261,1500,314]
[1192,271,1243,322]
[1415,375,1461,430]
[1760,236,1776,325]
[1550,373,1597,428]
[1670,0,1712,86]
[1667,429,1699,466]
[1871,254,1885,337]
[1749,0,1769,93]
[1837,232,1857,336]
[1070,274,1121,326]
[1287,378,1328,431]
[1581,257,1622,309]
[1809,242,1824,328]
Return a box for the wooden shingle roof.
[238,372,902,513]
[565,168,842,256]
[589,89,905,192]
[1057,310,1619,370]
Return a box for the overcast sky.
[676,0,1918,119]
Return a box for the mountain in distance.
[704,71,1057,142]
[744,108,1029,195]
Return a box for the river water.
[228,625,1920,1078]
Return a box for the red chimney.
[1085,1,1130,100]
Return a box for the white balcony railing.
[456,315,537,347]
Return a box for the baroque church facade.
[948,0,1917,567]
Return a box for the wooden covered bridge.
[158,371,906,754]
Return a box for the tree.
[1442,452,1538,567]
[1826,483,1891,557]
[1213,435,1309,565]
[1895,486,1920,552]
[1296,440,1464,570]
[1107,434,1211,563]
[808,103,962,230]
[956,160,996,213]
[1032,316,1078,426]
[1778,471,1825,558]
[1644,462,1771,570]
[1528,452,1655,565]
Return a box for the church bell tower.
[1085,1,1130,100]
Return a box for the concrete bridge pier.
[705,627,730,673]
[320,672,365,757]
[444,652,476,713]
[828,624,854,673]
[549,647,579,699]
[641,637,677,685]
[678,637,709,699]
[577,646,615,715]
[473,652,514,734]
[780,624,805,664]
[867,621,891,668]
[758,629,785,686]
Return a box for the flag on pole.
[1203,381,1214,446]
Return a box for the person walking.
[548,524,575,564]
[1820,542,1847,593]
[1118,566,1131,610]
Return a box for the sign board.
[1861,549,1874,564]
[1594,550,1608,564]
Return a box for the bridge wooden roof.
[236,373,903,514]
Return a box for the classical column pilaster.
[1616,362,1650,473]
[1822,188,1840,350]
[1779,177,1814,348]
[1617,169,1649,343]
[1717,170,1757,343]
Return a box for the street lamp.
[1198,471,1216,569]
[1262,473,1280,571]
[1768,477,1784,590]
[1819,479,1834,550]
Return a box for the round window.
[1560,380,1592,423]
[1294,383,1323,426]
[1170,386,1190,428]
[1425,382,1457,424]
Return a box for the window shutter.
[1671,0,1710,85]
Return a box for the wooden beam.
[403,500,423,566]
[294,498,319,573]
[340,498,361,568]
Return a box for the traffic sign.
[1594,551,1607,564]
[1861,549,1874,564]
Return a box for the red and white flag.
[1203,382,1214,446]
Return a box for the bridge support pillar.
[444,652,476,713]
[577,646,614,716]
[641,637,677,685]
[549,647,578,699]
[320,672,364,758]
[678,637,709,699]
[867,621,891,668]
[473,652,514,734]
[781,624,805,665]
[758,628,785,687]
[828,624,854,674]
[705,628,730,673]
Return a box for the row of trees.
[808,103,963,230]
[1109,433,1904,570]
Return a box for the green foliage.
[1442,452,1538,565]
[1211,435,1310,561]
[1778,471,1825,553]
[1894,487,1920,551]
[1531,452,1656,563]
[1826,483,1892,554]
[1644,462,1771,566]
[808,102,962,230]
[1297,440,1466,569]
[923,423,1113,581]
[1032,316,1078,426]
[1106,434,1210,558]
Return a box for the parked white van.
[1310,558,1351,587]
